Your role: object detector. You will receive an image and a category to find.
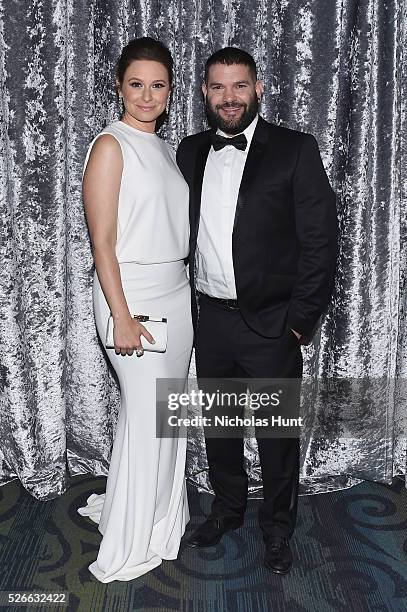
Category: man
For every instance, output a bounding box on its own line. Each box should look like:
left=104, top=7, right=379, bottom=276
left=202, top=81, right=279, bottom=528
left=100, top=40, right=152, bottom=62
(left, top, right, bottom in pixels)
left=176, top=47, right=338, bottom=574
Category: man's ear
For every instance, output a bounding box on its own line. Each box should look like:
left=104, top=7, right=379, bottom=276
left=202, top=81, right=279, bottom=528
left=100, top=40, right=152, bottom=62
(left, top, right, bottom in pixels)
left=202, top=83, right=207, bottom=101
left=255, top=80, right=264, bottom=101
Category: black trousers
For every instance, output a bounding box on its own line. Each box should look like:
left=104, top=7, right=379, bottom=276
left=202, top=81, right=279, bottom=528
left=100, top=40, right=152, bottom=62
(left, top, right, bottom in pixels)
left=195, top=294, right=303, bottom=540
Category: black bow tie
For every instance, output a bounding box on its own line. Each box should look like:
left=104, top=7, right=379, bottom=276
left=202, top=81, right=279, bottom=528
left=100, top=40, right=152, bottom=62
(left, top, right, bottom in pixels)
left=211, top=132, right=248, bottom=151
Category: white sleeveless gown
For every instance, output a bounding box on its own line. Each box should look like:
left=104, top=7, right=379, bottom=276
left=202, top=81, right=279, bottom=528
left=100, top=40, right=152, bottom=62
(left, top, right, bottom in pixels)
left=77, top=121, right=193, bottom=582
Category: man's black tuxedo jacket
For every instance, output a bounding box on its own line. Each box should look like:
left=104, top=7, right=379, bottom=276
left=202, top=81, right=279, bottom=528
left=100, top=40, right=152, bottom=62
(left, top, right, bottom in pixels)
left=176, top=115, right=338, bottom=343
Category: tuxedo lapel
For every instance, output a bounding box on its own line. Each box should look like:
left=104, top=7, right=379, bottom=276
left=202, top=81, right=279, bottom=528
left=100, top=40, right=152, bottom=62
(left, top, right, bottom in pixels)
left=192, top=135, right=212, bottom=241
left=233, top=116, right=269, bottom=232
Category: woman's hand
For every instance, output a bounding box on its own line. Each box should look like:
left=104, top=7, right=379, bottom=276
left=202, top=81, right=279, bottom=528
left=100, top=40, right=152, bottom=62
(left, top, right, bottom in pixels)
left=113, top=316, right=156, bottom=356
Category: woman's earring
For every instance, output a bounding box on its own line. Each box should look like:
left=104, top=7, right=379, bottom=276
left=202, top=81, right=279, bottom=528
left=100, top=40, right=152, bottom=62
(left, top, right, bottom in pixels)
left=166, top=99, right=170, bottom=114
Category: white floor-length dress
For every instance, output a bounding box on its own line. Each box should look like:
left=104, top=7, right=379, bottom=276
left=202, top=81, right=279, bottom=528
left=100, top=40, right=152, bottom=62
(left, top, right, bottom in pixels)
left=77, top=120, right=193, bottom=582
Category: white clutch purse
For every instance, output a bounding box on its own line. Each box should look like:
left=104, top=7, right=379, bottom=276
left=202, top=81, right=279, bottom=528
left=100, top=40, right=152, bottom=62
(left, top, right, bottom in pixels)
left=105, top=314, right=168, bottom=352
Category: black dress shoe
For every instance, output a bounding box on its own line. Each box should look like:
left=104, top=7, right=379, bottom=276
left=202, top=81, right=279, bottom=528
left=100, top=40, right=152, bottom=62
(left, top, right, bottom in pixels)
left=185, top=516, right=244, bottom=548
left=264, top=537, right=293, bottom=574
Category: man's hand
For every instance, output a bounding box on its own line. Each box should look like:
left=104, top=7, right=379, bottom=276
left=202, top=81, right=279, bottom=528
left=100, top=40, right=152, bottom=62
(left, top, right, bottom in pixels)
left=291, top=329, right=302, bottom=341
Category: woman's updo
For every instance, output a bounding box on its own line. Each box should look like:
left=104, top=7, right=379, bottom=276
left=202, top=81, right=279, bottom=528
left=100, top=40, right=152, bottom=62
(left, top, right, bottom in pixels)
left=115, top=37, right=173, bottom=93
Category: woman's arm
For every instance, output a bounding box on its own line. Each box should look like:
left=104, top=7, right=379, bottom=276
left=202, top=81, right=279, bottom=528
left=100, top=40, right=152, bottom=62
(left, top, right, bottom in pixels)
left=83, top=134, right=154, bottom=356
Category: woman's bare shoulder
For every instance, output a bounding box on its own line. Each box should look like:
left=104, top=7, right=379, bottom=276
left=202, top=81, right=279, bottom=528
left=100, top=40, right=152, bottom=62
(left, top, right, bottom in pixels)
left=86, top=132, right=123, bottom=173
left=90, top=132, right=122, bottom=154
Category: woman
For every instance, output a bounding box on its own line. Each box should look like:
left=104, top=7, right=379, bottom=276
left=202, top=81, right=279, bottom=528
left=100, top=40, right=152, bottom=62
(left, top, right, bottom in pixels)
left=77, top=37, right=193, bottom=582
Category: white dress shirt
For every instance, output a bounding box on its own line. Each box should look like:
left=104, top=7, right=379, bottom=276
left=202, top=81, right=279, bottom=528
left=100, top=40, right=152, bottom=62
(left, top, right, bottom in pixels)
left=195, top=114, right=259, bottom=299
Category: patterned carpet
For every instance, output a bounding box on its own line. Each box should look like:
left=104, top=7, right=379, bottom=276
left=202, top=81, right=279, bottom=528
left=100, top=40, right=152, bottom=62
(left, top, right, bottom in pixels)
left=0, top=474, right=406, bottom=612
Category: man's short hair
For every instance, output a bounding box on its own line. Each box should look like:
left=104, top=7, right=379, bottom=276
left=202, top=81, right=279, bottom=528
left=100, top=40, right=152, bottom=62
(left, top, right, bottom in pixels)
left=204, top=47, right=258, bottom=83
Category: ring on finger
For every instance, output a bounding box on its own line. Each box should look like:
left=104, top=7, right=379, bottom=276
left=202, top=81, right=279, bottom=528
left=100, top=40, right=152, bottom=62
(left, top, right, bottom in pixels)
left=136, top=347, right=144, bottom=357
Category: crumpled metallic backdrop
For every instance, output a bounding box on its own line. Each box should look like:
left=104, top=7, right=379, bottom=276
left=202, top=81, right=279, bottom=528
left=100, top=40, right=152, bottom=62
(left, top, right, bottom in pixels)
left=0, top=0, right=406, bottom=500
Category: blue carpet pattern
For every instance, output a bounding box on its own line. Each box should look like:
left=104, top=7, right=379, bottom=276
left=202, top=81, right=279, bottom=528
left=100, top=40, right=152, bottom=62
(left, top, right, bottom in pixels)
left=0, top=475, right=406, bottom=612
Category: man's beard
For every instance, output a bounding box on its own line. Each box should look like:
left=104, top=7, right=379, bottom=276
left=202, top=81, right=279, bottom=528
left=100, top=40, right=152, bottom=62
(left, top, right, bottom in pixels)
left=205, top=93, right=259, bottom=135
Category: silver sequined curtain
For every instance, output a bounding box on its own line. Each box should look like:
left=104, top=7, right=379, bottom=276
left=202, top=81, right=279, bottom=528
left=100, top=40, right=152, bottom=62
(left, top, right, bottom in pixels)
left=0, top=0, right=406, bottom=500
